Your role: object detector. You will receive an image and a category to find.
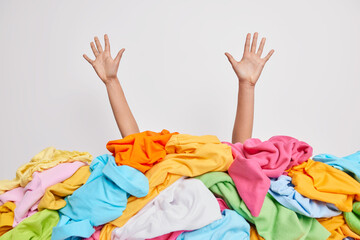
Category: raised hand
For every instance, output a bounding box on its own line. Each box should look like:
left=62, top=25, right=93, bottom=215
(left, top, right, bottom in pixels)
left=83, top=34, right=125, bottom=85
left=225, top=32, right=274, bottom=86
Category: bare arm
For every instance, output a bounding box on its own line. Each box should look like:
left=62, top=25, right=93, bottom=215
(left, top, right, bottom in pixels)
left=225, top=32, right=274, bottom=144
left=83, top=34, right=139, bottom=138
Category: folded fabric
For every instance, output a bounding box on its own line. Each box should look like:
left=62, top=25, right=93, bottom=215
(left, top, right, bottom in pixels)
left=0, top=147, right=92, bottom=194
left=222, top=135, right=312, bottom=217
left=288, top=159, right=360, bottom=212
left=250, top=224, right=264, bottom=240
left=12, top=161, right=86, bottom=225
left=38, top=165, right=91, bottom=211
left=0, top=202, right=15, bottom=236
left=100, top=134, right=233, bottom=240
left=344, top=202, right=360, bottom=235
left=0, top=209, right=59, bottom=240
left=317, top=214, right=360, bottom=240
left=106, top=129, right=179, bottom=173
left=313, top=151, right=360, bottom=182
left=84, top=225, right=103, bottom=240
left=195, top=171, right=330, bottom=240
left=112, top=177, right=222, bottom=240
left=51, top=154, right=149, bottom=240
left=176, top=209, right=250, bottom=240
left=269, top=175, right=341, bottom=218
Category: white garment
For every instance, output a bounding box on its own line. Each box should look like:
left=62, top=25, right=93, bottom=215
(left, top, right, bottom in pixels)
left=111, top=177, right=222, bottom=240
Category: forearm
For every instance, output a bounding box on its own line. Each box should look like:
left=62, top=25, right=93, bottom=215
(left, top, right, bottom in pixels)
left=232, top=82, right=255, bottom=144
left=105, top=78, right=140, bottom=138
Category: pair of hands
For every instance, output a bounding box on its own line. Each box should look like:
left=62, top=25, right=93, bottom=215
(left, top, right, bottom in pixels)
left=83, top=33, right=274, bottom=86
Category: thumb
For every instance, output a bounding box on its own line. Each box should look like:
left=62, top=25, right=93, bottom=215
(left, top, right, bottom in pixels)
left=224, top=52, right=237, bottom=66
left=115, top=48, right=125, bottom=66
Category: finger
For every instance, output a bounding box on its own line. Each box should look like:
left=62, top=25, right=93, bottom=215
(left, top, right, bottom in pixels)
left=263, top=49, right=275, bottom=62
left=94, top=36, right=103, bottom=53
left=250, top=32, right=258, bottom=53
left=243, top=33, right=251, bottom=54
left=90, top=42, right=99, bottom=57
left=224, top=52, right=237, bottom=66
left=104, top=34, right=110, bottom=53
left=257, top=37, right=266, bottom=56
left=115, top=48, right=125, bottom=65
left=83, top=54, right=94, bottom=64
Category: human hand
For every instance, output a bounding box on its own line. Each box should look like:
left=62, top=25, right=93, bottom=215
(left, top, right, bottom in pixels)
left=225, top=32, right=274, bottom=86
left=83, top=34, right=125, bottom=85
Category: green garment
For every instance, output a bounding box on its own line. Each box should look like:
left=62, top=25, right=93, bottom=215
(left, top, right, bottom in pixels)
left=0, top=209, right=59, bottom=240
left=195, top=172, right=331, bottom=240
left=344, top=201, right=360, bottom=235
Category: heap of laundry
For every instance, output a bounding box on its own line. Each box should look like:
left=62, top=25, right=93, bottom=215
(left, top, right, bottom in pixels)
left=0, top=129, right=359, bottom=240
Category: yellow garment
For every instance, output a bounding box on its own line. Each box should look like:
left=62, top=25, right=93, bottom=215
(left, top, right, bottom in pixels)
left=100, top=134, right=233, bottom=239
left=0, top=147, right=93, bottom=194
left=250, top=224, right=265, bottom=240
left=317, top=215, right=360, bottom=240
left=0, top=202, right=15, bottom=236
left=288, top=159, right=360, bottom=212
left=38, top=166, right=91, bottom=210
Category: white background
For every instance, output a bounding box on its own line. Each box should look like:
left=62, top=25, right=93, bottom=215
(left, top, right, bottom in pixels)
left=0, top=0, right=359, bottom=179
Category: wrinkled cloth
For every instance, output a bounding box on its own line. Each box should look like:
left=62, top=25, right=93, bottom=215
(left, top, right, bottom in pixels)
left=317, top=215, right=360, bottom=240
left=0, top=202, right=15, bottom=236
left=85, top=225, right=103, bottom=240
left=0, top=209, right=59, bottom=240
left=269, top=175, right=341, bottom=218
left=38, top=165, right=91, bottom=210
left=313, top=151, right=360, bottom=182
left=0, top=147, right=92, bottom=194
left=176, top=209, right=250, bottom=240
left=222, top=135, right=312, bottom=216
left=100, top=134, right=233, bottom=240
left=106, top=129, right=179, bottom=173
left=288, top=159, right=360, bottom=212
left=344, top=202, right=360, bottom=235
left=195, top=171, right=330, bottom=240
left=52, top=154, right=149, bottom=240
left=250, top=224, right=264, bottom=240
left=112, top=177, right=222, bottom=240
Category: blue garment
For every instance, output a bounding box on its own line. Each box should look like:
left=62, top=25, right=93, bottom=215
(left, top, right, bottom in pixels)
left=176, top=209, right=250, bottom=240
left=268, top=175, right=341, bottom=218
left=313, top=151, right=360, bottom=182
left=51, top=154, right=149, bottom=240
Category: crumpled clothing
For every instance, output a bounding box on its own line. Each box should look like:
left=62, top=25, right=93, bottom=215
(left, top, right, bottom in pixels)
left=288, top=159, right=360, bottom=212
left=269, top=175, right=341, bottom=218
left=106, top=129, right=179, bottom=173
left=38, top=165, right=91, bottom=211
left=313, top=151, right=360, bottom=182
left=0, top=209, right=59, bottom=240
left=344, top=202, right=360, bottom=235
left=51, top=154, right=149, bottom=240
left=317, top=215, right=360, bottom=240
left=0, top=202, right=15, bottom=236
left=0, top=147, right=92, bottom=194
left=195, top=171, right=330, bottom=240
left=111, top=177, right=222, bottom=240
left=222, top=135, right=312, bottom=217
left=100, top=134, right=233, bottom=240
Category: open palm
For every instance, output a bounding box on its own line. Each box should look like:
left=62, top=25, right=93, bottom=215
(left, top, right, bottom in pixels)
left=225, top=32, right=274, bottom=86
left=83, top=34, right=125, bottom=84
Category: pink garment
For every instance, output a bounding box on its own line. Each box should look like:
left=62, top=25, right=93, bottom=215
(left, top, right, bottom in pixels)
left=222, top=135, right=312, bottom=217
left=147, top=198, right=228, bottom=240
left=85, top=225, right=103, bottom=240
left=0, top=161, right=86, bottom=226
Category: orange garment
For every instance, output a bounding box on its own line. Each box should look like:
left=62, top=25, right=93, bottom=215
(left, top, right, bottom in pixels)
left=100, top=134, right=234, bottom=240
left=288, top=159, right=360, bottom=212
left=106, top=129, right=179, bottom=173
left=317, top=215, right=360, bottom=240
left=250, top=224, right=265, bottom=240
left=0, top=202, right=15, bottom=236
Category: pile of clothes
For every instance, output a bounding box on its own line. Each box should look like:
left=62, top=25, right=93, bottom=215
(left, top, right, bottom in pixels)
left=0, top=129, right=359, bottom=240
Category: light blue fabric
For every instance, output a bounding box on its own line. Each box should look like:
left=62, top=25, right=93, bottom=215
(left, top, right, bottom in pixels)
left=51, top=154, right=149, bottom=240
left=176, top=209, right=250, bottom=240
left=268, top=175, right=341, bottom=218
left=313, top=151, right=360, bottom=182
